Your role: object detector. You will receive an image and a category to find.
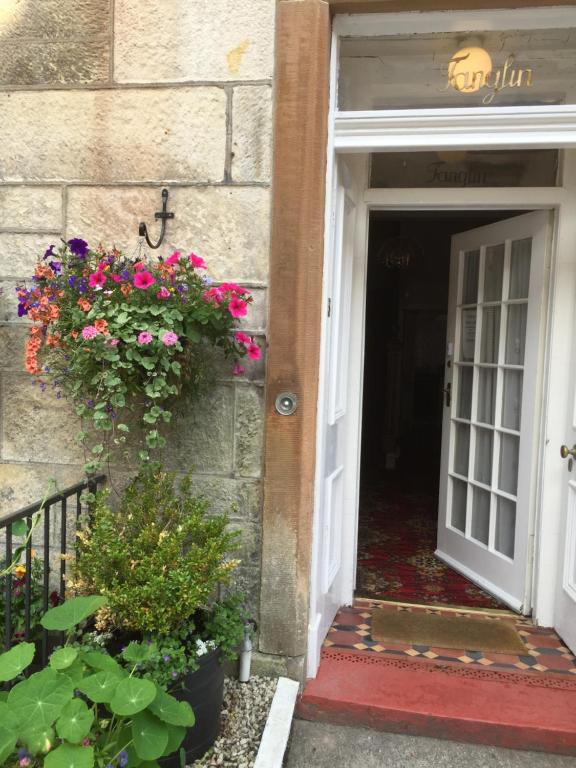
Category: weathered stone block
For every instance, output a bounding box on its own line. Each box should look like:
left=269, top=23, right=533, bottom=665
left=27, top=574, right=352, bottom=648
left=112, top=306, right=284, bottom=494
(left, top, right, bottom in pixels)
left=0, top=325, right=27, bottom=371
left=1, top=0, right=110, bottom=40
left=165, top=385, right=235, bottom=474
left=234, top=385, right=264, bottom=478
left=188, top=475, right=262, bottom=523
left=223, top=565, right=260, bottom=625
left=114, top=0, right=274, bottom=83
left=0, top=88, right=226, bottom=183
left=237, top=288, right=267, bottom=333
left=0, top=280, right=20, bottom=322
left=66, top=186, right=271, bottom=283
left=230, top=521, right=261, bottom=570
left=0, top=233, right=55, bottom=278
left=0, top=463, right=84, bottom=519
left=1, top=373, right=84, bottom=464
left=232, top=87, right=273, bottom=183
left=0, top=40, right=109, bottom=87
left=0, top=187, right=62, bottom=230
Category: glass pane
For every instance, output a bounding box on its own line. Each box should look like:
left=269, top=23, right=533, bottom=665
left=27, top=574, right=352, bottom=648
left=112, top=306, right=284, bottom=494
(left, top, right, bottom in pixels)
left=477, top=368, right=497, bottom=425
left=506, top=304, right=527, bottom=365
left=454, top=423, right=470, bottom=477
left=460, top=308, right=477, bottom=362
left=451, top=478, right=468, bottom=533
left=495, top=497, right=516, bottom=558
left=457, top=366, right=473, bottom=420
left=474, top=427, right=493, bottom=485
left=509, top=238, right=532, bottom=299
left=462, top=250, right=480, bottom=304
left=481, top=306, right=500, bottom=363
left=369, top=150, right=559, bottom=188
left=339, top=29, right=576, bottom=111
left=471, top=487, right=490, bottom=545
left=502, top=370, right=523, bottom=431
left=499, top=433, right=519, bottom=495
left=484, top=244, right=505, bottom=302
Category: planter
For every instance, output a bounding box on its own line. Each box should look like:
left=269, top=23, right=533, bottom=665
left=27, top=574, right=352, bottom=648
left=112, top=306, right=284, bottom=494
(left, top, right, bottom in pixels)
left=160, top=648, right=225, bottom=767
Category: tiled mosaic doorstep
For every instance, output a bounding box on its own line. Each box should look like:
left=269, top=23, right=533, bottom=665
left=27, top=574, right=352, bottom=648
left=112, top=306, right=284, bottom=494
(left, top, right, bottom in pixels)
left=322, top=600, right=576, bottom=676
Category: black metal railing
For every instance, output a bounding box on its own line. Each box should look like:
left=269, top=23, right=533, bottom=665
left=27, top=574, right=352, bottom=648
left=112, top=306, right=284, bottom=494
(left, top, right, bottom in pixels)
left=1, top=475, right=105, bottom=666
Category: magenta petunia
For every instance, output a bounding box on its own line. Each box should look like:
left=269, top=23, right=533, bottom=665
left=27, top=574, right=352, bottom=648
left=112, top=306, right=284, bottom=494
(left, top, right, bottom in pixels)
left=161, top=331, right=179, bottom=346
left=203, top=287, right=223, bottom=304
left=165, top=251, right=181, bottom=266
left=109, top=274, right=122, bottom=283
left=228, top=297, right=248, bottom=318
left=247, top=343, right=261, bottom=361
left=156, top=286, right=171, bottom=299
left=107, top=338, right=119, bottom=347
left=233, top=363, right=245, bottom=376
left=137, top=331, right=153, bottom=345
left=88, top=271, right=106, bottom=288
left=220, top=282, right=248, bottom=296
left=133, top=262, right=146, bottom=272
left=188, top=252, right=206, bottom=269
left=82, top=326, right=98, bottom=340
left=133, top=271, right=155, bottom=290
left=235, top=331, right=251, bottom=345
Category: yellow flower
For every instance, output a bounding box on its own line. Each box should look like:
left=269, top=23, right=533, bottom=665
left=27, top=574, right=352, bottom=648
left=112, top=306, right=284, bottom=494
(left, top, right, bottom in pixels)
left=14, top=564, right=26, bottom=579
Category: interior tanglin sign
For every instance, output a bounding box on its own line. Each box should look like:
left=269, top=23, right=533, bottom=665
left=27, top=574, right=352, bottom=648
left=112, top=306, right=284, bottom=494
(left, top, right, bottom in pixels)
left=442, top=46, right=534, bottom=104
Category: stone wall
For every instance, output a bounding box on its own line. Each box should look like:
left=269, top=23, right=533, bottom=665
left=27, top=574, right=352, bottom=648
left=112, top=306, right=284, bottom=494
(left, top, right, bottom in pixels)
left=0, top=0, right=274, bottom=628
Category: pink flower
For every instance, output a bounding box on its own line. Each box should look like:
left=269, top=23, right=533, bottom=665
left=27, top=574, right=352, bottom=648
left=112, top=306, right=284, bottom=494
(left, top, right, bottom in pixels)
left=109, top=274, right=122, bottom=283
left=134, top=271, right=155, bottom=290
left=82, top=326, right=98, bottom=340
left=220, top=282, right=249, bottom=296
left=88, top=271, right=106, bottom=288
left=235, top=331, right=251, bottom=345
left=156, top=286, right=171, bottom=299
left=233, top=363, right=245, bottom=376
left=203, top=287, right=223, bottom=303
left=189, top=252, right=206, bottom=269
left=247, top=343, right=261, bottom=361
left=137, top=331, right=153, bottom=345
left=107, top=338, right=119, bottom=347
left=161, top=331, right=179, bottom=346
left=20, top=758, right=31, bottom=767
left=133, top=261, right=146, bottom=272
left=229, top=297, right=248, bottom=318
left=165, top=251, right=181, bottom=266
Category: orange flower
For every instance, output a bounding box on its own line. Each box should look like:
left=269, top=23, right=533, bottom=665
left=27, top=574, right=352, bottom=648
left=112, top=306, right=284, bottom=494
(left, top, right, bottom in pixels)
left=29, top=326, right=42, bottom=336
left=14, top=565, right=26, bottom=580
left=47, top=333, right=61, bottom=347
left=120, top=284, right=132, bottom=298
left=70, top=330, right=79, bottom=339
left=77, top=299, right=92, bottom=312
left=94, top=319, right=109, bottom=334
left=49, top=305, right=59, bottom=320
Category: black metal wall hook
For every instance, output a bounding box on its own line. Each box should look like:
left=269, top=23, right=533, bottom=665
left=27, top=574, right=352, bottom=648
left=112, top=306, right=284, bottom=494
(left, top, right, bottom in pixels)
left=138, top=188, right=174, bottom=249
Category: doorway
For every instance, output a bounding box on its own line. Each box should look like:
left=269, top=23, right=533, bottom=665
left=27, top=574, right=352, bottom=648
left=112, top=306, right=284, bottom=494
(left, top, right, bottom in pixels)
left=357, top=211, right=519, bottom=610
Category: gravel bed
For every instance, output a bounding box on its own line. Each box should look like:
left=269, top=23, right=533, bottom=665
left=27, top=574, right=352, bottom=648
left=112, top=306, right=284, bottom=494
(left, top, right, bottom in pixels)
left=191, top=676, right=278, bottom=768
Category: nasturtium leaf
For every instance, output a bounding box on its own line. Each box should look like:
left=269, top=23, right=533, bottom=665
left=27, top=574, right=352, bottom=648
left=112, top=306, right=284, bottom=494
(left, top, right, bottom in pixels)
left=110, top=678, right=157, bottom=716
left=121, top=642, right=156, bottom=664
left=0, top=703, right=18, bottom=731
left=161, top=725, right=186, bottom=758
left=0, top=642, right=35, bottom=682
left=0, top=725, right=16, bottom=767
left=8, top=668, right=73, bottom=728
left=132, top=711, right=169, bottom=761
left=11, top=520, right=28, bottom=537
left=44, top=743, right=94, bottom=768
left=148, top=689, right=194, bottom=728
left=0, top=692, right=7, bottom=702
left=139, top=762, right=161, bottom=768
left=61, top=660, right=86, bottom=687
left=126, top=743, right=143, bottom=768
left=50, top=648, right=79, bottom=671
left=20, top=726, right=55, bottom=755
left=56, top=699, right=94, bottom=744
left=77, top=671, right=121, bottom=704
left=81, top=651, right=122, bottom=674
left=41, top=596, right=107, bottom=631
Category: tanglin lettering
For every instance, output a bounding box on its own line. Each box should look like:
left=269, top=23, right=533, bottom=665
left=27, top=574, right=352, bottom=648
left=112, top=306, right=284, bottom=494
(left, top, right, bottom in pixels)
left=442, top=47, right=534, bottom=104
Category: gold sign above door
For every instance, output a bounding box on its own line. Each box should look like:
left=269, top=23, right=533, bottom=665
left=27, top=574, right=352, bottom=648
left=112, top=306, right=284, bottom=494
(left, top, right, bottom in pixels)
left=442, top=47, right=534, bottom=105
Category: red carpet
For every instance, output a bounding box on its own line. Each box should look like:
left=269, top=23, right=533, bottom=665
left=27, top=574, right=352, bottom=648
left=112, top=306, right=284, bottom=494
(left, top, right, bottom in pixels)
left=356, top=484, right=503, bottom=609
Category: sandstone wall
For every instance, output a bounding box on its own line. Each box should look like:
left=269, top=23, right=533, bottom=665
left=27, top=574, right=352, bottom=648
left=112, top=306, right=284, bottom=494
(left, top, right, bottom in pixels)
left=0, top=0, right=275, bottom=626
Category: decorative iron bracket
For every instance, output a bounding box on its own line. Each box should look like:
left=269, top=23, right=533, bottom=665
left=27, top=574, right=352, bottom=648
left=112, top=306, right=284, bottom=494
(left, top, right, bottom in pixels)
left=138, top=188, right=174, bottom=249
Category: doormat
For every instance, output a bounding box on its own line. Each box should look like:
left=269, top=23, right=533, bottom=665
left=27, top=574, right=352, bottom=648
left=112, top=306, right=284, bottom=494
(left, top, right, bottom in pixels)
left=372, top=608, right=527, bottom=653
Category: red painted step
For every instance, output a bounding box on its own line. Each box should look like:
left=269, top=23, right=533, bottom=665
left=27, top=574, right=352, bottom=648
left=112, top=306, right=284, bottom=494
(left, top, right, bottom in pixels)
left=298, top=650, right=576, bottom=755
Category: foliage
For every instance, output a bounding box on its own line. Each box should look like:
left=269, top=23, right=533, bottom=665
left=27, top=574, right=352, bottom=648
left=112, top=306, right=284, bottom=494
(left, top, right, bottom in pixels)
left=72, top=467, right=241, bottom=635
left=0, top=596, right=194, bottom=768
left=16, top=239, right=261, bottom=469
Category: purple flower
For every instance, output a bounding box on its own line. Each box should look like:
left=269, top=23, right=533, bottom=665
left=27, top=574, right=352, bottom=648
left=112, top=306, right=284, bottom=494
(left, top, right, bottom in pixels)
left=68, top=275, right=77, bottom=288
left=68, top=238, right=89, bottom=258
left=43, top=245, right=55, bottom=261
left=49, top=260, right=61, bottom=274
left=171, top=671, right=178, bottom=679
left=17, top=304, right=28, bottom=317
left=86, top=399, right=94, bottom=409
left=163, top=655, right=171, bottom=663
left=119, top=752, right=129, bottom=768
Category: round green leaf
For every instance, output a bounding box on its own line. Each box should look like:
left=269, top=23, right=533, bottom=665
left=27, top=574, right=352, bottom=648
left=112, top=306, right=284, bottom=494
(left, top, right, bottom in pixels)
left=50, top=648, right=79, bottom=671
left=161, top=725, right=186, bottom=758
left=41, top=596, right=107, bottom=632
left=56, top=699, right=94, bottom=744
left=8, top=668, right=73, bottom=728
left=61, top=660, right=86, bottom=687
left=122, top=642, right=156, bottom=664
left=0, top=642, right=35, bottom=682
left=132, top=711, right=169, bottom=761
left=111, top=678, right=157, bottom=716
left=81, top=651, right=122, bottom=675
left=20, top=726, right=55, bottom=755
left=0, top=703, right=18, bottom=731
left=44, top=744, right=94, bottom=768
left=0, top=724, right=16, bottom=766
left=77, top=671, right=121, bottom=704
left=148, top=689, right=194, bottom=727
left=11, top=520, right=28, bottom=537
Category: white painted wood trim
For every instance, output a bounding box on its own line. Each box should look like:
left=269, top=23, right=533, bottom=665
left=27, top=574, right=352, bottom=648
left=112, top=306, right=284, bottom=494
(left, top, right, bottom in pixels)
left=365, top=187, right=567, bottom=210
left=253, top=678, right=299, bottom=768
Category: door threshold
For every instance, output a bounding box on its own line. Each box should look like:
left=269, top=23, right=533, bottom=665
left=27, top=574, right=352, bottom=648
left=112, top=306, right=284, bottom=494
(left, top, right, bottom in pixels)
left=354, top=595, right=520, bottom=618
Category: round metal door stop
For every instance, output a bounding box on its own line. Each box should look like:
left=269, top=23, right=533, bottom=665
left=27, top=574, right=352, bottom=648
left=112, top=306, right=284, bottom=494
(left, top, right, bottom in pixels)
left=275, top=392, right=298, bottom=416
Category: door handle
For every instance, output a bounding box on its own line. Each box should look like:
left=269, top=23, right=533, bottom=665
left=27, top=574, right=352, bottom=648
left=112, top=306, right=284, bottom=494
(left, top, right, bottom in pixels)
left=560, top=444, right=576, bottom=459
left=443, top=382, right=452, bottom=408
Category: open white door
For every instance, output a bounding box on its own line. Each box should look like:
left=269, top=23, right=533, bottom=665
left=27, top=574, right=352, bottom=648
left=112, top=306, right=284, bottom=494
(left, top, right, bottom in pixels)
left=437, top=211, right=551, bottom=612
left=308, top=157, right=368, bottom=677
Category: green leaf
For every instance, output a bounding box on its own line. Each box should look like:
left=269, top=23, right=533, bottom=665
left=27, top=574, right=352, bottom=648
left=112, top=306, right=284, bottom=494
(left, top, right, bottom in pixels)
left=50, top=647, right=79, bottom=671
left=132, top=711, right=169, bottom=761
left=161, top=725, right=186, bottom=758
left=45, top=743, right=94, bottom=768
left=121, top=642, right=156, bottom=664
left=148, top=689, right=194, bottom=728
left=61, top=660, right=86, bottom=687
left=0, top=725, right=16, bottom=767
left=140, top=358, right=156, bottom=371
left=0, top=703, right=18, bottom=731
left=8, top=668, right=73, bottom=728
left=11, top=520, right=28, bottom=537
left=110, top=678, right=157, bottom=716
left=117, top=423, right=130, bottom=433
left=81, top=651, right=122, bottom=674
left=56, top=699, right=94, bottom=744
left=41, top=596, right=107, bottom=631
left=21, top=726, right=55, bottom=755
left=77, top=671, right=121, bottom=704
left=0, top=642, right=35, bottom=682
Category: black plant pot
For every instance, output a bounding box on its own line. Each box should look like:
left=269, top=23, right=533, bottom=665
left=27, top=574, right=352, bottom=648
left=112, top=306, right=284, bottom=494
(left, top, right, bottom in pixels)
left=160, top=648, right=225, bottom=767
